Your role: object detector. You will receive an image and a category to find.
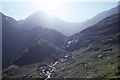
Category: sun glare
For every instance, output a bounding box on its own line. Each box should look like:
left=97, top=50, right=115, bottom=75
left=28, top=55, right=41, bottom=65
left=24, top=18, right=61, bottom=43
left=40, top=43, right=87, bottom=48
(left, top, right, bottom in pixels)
left=36, top=0, right=65, bottom=15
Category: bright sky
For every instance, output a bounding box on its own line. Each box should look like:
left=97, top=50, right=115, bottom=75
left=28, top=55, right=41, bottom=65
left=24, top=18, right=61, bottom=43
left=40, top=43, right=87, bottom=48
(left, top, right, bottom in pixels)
left=0, top=0, right=119, bottom=22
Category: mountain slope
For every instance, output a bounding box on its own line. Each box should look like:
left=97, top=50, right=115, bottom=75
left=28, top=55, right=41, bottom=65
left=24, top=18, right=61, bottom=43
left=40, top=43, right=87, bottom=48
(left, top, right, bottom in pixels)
left=13, top=39, right=67, bottom=66
left=2, top=13, right=66, bottom=69
left=2, top=5, right=120, bottom=78
left=77, top=5, right=119, bottom=32
left=2, top=13, right=25, bottom=69
left=52, top=13, right=120, bottom=78
left=65, top=13, right=119, bottom=52
left=2, top=13, right=120, bottom=78
left=12, top=27, right=67, bottom=66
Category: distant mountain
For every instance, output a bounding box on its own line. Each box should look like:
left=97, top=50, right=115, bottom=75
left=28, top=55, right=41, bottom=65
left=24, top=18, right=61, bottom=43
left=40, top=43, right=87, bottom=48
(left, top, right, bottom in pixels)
left=65, top=13, right=119, bottom=52
left=2, top=5, right=119, bottom=38
left=17, top=11, right=82, bottom=36
left=76, top=5, right=119, bottom=32
left=16, top=5, right=119, bottom=36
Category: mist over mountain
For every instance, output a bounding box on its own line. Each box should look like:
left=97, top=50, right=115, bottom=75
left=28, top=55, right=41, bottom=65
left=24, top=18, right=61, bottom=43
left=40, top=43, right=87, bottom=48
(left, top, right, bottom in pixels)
left=17, top=11, right=82, bottom=36
left=76, top=5, right=119, bottom=32
left=15, top=5, right=119, bottom=36
left=2, top=13, right=66, bottom=69
left=2, top=4, right=120, bottom=79
left=2, top=12, right=120, bottom=79
left=2, top=5, right=119, bottom=69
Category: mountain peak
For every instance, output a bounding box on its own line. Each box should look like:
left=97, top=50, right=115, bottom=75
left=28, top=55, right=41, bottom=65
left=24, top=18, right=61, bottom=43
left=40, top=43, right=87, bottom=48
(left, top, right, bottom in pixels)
left=26, top=10, right=54, bottom=20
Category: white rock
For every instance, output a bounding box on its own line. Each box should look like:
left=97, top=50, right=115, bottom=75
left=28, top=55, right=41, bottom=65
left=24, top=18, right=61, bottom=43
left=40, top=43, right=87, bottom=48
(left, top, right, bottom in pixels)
left=109, top=65, right=111, bottom=67
left=98, top=55, right=102, bottom=58
left=107, top=57, right=110, bottom=59
left=89, top=63, right=91, bottom=64
left=68, top=40, right=74, bottom=45
left=46, top=71, right=49, bottom=74
left=67, top=46, right=69, bottom=47
left=75, top=39, right=78, bottom=42
left=65, top=54, right=69, bottom=58
left=112, top=67, right=114, bottom=68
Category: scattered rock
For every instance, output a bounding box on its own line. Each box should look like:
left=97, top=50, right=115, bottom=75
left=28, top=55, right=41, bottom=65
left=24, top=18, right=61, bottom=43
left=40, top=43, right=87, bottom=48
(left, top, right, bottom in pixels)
left=98, top=55, right=102, bottom=58
left=22, top=75, right=27, bottom=78
left=109, top=65, right=111, bottom=67
left=112, top=67, right=114, bottom=69
left=107, top=57, right=110, bottom=59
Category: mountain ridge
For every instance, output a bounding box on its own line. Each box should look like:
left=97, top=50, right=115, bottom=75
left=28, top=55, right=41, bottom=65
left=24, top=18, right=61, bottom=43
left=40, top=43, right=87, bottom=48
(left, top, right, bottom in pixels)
left=3, top=5, right=118, bottom=36
left=2, top=13, right=120, bottom=78
left=2, top=13, right=67, bottom=69
left=2, top=5, right=120, bottom=78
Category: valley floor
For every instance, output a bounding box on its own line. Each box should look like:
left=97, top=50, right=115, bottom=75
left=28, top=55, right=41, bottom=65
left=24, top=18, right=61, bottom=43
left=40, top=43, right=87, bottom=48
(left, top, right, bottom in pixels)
left=2, top=44, right=120, bottom=79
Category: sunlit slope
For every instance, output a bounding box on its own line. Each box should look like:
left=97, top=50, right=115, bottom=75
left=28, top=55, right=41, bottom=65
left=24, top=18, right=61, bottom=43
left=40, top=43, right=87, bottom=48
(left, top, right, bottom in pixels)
left=53, top=13, right=120, bottom=78
left=2, top=13, right=120, bottom=78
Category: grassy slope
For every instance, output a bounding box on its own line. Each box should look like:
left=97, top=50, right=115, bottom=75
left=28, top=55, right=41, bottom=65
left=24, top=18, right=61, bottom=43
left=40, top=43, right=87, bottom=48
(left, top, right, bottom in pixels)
left=52, top=14, right=120, bottom=78
left=2, top=14, right=120, bottom=79
left=53, top=41, right=119, bottom=78
left=2, top=39, right=66, bottom=78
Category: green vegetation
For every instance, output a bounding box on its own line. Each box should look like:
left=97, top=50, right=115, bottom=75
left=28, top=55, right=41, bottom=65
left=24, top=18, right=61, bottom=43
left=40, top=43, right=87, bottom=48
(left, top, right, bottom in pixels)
left=2, top=13, right=120, bottom=79
left=52, top=44, right=119, bottom=78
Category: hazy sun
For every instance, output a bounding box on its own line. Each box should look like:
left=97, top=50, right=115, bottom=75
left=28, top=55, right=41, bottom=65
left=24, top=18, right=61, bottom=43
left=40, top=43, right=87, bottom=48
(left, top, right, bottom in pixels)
left=36, top=0, right=65, bottom=15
